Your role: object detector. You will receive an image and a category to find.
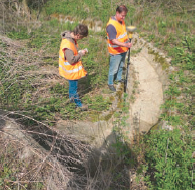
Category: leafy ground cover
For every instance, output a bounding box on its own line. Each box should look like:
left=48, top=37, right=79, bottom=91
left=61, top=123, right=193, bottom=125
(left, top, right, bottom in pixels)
left=1, top=18, right=112, bottom=124
left=0, top=0, right=194, bottom=189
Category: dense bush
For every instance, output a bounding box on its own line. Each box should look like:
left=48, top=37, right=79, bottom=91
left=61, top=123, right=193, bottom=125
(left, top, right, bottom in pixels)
left=144, top=129, right=194, bottom=189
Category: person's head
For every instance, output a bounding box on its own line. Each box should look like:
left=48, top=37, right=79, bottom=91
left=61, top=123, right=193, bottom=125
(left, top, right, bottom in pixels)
left=72, top=24, right=88, bottom=40
left=115, top=5, right=128, bottom=22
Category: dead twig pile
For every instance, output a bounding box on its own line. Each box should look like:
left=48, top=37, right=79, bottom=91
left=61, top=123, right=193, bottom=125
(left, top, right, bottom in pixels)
left=0, top=111, right=91, bottom=189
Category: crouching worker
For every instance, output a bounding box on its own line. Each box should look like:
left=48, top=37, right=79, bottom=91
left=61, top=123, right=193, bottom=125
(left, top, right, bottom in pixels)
left=59, top=24, right=88, bottom=111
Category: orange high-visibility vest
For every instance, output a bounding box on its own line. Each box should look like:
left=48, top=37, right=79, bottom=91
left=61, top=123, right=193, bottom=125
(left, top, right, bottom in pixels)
left=106, top=18, right=128, bottom=55
left=59, top=39, right=87, bottom=80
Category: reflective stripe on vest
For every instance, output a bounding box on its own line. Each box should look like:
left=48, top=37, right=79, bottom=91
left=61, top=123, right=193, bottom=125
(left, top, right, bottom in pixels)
left=59, top=64, right=83, bottom=73
left=59, top=56, right=71, bottom=66
left=107, top=32, right=127, bottom=40
left=106, top=18, right=128, bottom=55
left=108, top=41, right=128, bottom=48
left=59, top=38, right=87, bottom=80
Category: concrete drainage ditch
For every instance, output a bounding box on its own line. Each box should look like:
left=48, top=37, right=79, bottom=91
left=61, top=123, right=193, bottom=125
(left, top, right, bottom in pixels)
left=53, top=33, right=171, bottom=187
left=56, top=33, right=171, bottom=150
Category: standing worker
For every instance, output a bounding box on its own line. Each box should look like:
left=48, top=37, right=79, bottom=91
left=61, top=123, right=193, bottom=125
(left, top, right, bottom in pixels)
left=106, top=5, right=132, bottom=92
left=59, top=24, right=88, bottom=111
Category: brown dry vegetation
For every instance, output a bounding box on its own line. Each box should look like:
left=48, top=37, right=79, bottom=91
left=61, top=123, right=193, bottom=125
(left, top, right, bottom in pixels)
left=0, top=112, right=92, bottom=189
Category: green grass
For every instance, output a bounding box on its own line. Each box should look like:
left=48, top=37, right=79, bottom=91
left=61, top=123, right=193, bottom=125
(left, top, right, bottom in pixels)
left=0, top=17, right=111, bottom=124
left=44, top=0, right=113, bottom=23
left=144, top=129, right=194, bottom=190
left=7, top=27, right=31, bottom=40
left=1, top=0, right=195, bottom=189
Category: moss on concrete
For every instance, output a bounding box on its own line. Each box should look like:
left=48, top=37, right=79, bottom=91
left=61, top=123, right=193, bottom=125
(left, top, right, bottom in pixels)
left=88, top=111, right=101, bottom=122
left=131, top=48, right=142, bottom=56
left=148, top=48, right=169, bottom=70
left=109, top=96, right=115, bottom=102
left=133, top=38, right=137, bottom=45
left=89, top=84, right=125, bottom=122
left=116, top=85, right=124, bottom=108
left=102, top=110, right=115, bottom=121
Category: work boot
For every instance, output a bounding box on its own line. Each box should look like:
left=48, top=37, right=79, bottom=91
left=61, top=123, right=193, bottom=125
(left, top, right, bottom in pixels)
left=76, top=104, right=88, bottom=111
left=108, top=84, right=116, bottom=92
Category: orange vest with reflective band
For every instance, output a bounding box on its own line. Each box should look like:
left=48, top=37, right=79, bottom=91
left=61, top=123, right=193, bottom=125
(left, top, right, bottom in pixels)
left=106, top=18, right=128, bottom=55
left=59, top=39, right=87, bottom=80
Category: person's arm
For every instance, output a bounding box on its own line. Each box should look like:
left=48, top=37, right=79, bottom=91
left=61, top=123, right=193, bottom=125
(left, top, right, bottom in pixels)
left=111, top=39, right=132, bottom=48
left=64, top=48, right=83, bottom=64
left=107, top=24, right=132, bottom=48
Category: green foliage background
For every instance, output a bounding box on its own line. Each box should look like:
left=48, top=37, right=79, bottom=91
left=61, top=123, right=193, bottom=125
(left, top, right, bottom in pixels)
left=0, top=0, right=194, bottom=189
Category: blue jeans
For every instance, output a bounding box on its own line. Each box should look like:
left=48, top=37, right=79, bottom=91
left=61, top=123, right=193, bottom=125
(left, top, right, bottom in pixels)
left=68, top=80, right=82, bottom=107
left=108, top=52, right=127, bottom=85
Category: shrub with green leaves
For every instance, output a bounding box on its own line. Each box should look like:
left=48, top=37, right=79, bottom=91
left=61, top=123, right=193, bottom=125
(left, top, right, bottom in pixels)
left=45, top=0, right=113, bottom=23
left=144, top=129, right=194, bottom=190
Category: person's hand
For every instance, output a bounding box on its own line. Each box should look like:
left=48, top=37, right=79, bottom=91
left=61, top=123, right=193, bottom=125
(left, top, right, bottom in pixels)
left=78, top=49, right=88, bottom=55
left=125, top=42, right=132, bottom=48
